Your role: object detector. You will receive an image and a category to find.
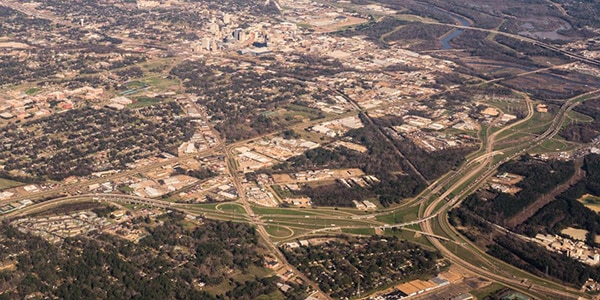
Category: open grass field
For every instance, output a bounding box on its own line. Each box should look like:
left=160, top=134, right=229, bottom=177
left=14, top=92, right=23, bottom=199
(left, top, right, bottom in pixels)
left=470, top=282, right=505, bottom=299
left=128, top=97, right=162, bottom=108
left=0, top=178, right=24, bottom=190
left=578, top=194, right=600, bottom=213
left=140, top=57, right=179, bottom=72
left=255, top=291, right=286, bottom=300
left=566, top=110, right=594, bottom=124
left=394, top=14, right=438, bottom=22
left=342, top=227, right=375, bottom=236
left=215, top=203, right=247, bottom=215
left=376, top=205, right=419, bottom=224
left=282, top=104, right=324, bottom=120
left=265, top=224, right=294, bottom=238
left=188, top=202, right=220, bottom=210
left=270, top=185, right=293, bottom=199
left=382, top=228, right=434, bottom=248
left=484, top=96, right=528, bottom=117
left=496, top=111, right=554, bottom=141
left=528, top=137, right=580, bottom=154
left=144, top=76, right=180, bottom=90
left=25, top=87, right=41, bottom=95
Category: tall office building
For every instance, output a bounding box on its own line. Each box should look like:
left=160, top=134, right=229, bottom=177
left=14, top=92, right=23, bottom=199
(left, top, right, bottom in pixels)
left=203, top=37, right=211, bottom=51
left=209, top=23, right=220, bottom=35
left=233, top=28, right=243, bottom=41
left=223, top=13, right=231, bottom=24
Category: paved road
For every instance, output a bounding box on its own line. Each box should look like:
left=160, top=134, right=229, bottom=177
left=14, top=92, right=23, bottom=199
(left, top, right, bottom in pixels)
left=417, top=91, right=600, bottom=299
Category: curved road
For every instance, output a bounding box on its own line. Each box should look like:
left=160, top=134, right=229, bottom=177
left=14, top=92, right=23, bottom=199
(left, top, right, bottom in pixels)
left=418, top=90, right=600, bottom=299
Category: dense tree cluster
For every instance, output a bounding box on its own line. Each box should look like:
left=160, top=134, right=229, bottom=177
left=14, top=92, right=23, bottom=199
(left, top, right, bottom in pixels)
left=452, top=154, right=600, bottom=286
left=273, top=123, right=427, bottom=207
left=387, top=133, right=475, bottom=181
left=515, top=155, right=600, bottom=244
left=225, top=276, right=306, bottom=300
left=277, top=114, right=474, bottom=207
left=336, top=17, right=406, bottom=46
left=281, top=236, right=442, bottom=298
left=462, top=156, right=575, bottom=222
left=495, top=35, right=566, bottom=58
left=171, top=59, right=346, bottom=141
left=0, top=6, right=52, bottom=36
left=385, top=23, right=451, bottom=50
left=0, top=213, right=303, bottom=299
left=452, top=31, right=547, bottom=70
left=173, top=166, right=217, bottom=181
left=28, top=0, right=221, bottom=35
left=113, top=66, right=144, bottom=81
left=488, top=234, right=599, bottom=287
left=0, top=104, right=193, bottom=181
left=187, top=0, right=280, bottom=15
left=171, top=61, right=295, bottom=141
left=561, top=99, right=600, bottom=143
left=545, top=0, right=600, bottom=29
left=0, top=4, right=147, bottom=85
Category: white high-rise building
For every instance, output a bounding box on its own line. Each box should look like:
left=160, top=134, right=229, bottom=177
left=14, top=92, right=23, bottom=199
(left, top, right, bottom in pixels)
left=223, top=13, right=231, bottom=24
left=209, top=23, right=220, bottom=35
left=203, top=37, right=211, bottom=51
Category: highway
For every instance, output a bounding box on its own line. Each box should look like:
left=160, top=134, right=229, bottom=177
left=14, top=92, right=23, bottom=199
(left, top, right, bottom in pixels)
left=222, top=130, right=333, bottom=299
left=417, top=90, right=600, bottom=299
left=3, top=87, right=598, bottom=299
left=2, top=1, right=599, bottom=296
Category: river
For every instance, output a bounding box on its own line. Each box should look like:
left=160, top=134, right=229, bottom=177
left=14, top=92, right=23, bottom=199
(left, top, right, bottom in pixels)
left=433, top=8, right=471, bottom=50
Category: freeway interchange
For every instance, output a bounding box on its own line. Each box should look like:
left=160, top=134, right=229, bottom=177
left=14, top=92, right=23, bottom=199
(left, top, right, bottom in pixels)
left=2, top=89, right=599, bottom=299
left=2, top=0, right=600, bottom=298
left=0, top=26, right=597, bottom=296
left=416, top=90, right=600, bottom=299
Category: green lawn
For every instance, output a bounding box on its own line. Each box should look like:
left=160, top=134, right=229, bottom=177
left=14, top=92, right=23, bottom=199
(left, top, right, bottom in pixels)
left=470, top=282, right=505, bottom=299
left=394, top=14, right=437, bottom=22
left=0, top=178, right=24, bottom=190
left=496, top=111, right=554, bottom=141
left=128, top=97, right=161, bottom=108
left=342, top=227, right=375, bottom=236
left=283, top=104, right=323, bottom=120
left=484, top=97, right=528, bottom=117
left=125, top=81, right=147, bottom=89
left=203, top=280, right=234, bottom=295
left=144, top=76, right=180, bottom=90
left=216, top=203, right=247, bottom=215
left=188, top=203, right=220, bottom=210
left=255, top=291, right=285, bottom=300
left=25, top=87, right=41, bottom=95
left=528, top=138, right=579, bottom=154
left=567, top=110, right=594, bottom=124
left=376, top=205, right=419, bottom=224
left=270, top=185, right=293, bottom=199
left=265, top=224, right=294, bottom=238
left=382, top=228, right=434, bottom=248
